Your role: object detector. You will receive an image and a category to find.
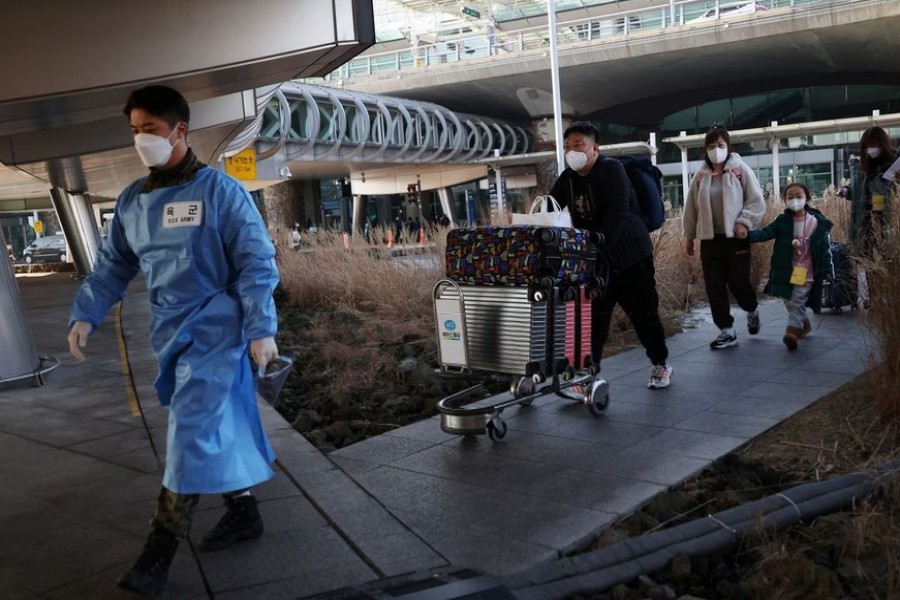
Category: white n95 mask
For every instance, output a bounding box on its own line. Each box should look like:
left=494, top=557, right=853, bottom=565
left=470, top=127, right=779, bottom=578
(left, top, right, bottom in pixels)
left=786, top=199, right=805, bottom=212
left=565, top=150, right=588, bottom=171
left=134, top=127, right=180, bottom=168
left=707, top=147, right=728, bottom=165
left=866, top=147, right=882, bottom=159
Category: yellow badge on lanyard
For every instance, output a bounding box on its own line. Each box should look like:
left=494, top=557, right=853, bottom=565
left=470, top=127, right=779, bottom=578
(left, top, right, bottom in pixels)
left=872, top=194, right=885, bottom=212
left=790, top=266, right=808, bottom=286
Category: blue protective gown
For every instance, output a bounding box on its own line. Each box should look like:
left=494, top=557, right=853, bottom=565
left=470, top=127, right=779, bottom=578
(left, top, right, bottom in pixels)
left=70, top=166, right=279, bottom=494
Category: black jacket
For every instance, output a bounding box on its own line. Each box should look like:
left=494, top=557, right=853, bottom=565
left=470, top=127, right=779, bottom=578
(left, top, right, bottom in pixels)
left=549, top=157, right=653, bottom=274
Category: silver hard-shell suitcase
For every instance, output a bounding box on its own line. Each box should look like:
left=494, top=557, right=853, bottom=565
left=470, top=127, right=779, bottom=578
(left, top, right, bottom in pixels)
left=434, top=281, right=565, bottom=376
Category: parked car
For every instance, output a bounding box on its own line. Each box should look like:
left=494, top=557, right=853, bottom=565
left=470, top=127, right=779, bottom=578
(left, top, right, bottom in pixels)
left=22, top=234, right=67, bottom=264
left=690, top=1, right=768, bottom=22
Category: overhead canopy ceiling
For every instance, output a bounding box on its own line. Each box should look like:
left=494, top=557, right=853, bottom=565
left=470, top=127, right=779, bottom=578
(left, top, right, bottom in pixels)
left=371, top=0, right=645, bottom=42
left=338, top=0, right=900, bottom=128
left=0, top=0, right=375, bottom=203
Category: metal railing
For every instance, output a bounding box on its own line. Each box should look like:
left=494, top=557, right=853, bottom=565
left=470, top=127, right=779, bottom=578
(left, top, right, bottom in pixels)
left=313, top=0, right=837, bottom=82
left=253, top=82, right=533, bottom=164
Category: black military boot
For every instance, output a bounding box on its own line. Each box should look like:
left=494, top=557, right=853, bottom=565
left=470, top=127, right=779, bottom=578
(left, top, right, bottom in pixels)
left=117, top=528, right=179, bottom=597
left=198, top=494, right=264, bottom=552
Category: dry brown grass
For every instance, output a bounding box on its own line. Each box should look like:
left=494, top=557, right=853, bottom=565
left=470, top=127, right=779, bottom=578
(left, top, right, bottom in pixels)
left=855, top=191, right=900, bottom=421
left=651, top=218, right=704, bottom=312
left=810, top=186, right=900, bottom=421
left=275, top=199, right=891, bottom=406
left=279, top=222, right=712, bottom=374
left=276, top=226, right=447, bottom=398
left=278, top=225, right=444, bottom=320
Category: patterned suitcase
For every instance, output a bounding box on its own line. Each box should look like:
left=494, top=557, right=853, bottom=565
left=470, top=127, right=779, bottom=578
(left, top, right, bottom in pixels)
left=445, top=226, right=598, bottom=286
left=564, top=287, right=593, bottom=370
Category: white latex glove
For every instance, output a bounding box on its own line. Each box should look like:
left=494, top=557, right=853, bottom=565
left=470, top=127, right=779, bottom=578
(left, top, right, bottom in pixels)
left=250, top=336, right=279, bottom=375
left=68, top=321, right=92, bottom=362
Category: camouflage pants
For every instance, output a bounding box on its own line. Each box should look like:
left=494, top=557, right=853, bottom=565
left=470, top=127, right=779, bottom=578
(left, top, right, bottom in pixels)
left=151, top=487, right=199, bottom=539
left=150, top=486, right=252, bottom=539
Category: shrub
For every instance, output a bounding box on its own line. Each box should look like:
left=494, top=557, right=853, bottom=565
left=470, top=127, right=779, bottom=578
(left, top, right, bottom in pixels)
left=854, top=190, right=900, bottom=420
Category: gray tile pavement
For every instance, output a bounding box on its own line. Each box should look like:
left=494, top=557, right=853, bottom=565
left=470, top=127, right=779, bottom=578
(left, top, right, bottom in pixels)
left=1, top=274, right=874, bottom=596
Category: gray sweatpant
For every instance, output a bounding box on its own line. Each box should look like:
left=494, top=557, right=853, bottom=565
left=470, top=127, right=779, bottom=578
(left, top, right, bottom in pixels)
left=784, top=284, right=811, bottom=329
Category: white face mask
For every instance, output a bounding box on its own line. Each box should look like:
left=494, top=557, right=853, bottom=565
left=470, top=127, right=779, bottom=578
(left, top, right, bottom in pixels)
left=134, top=126, right=181, bottom=168
left=866, top=147, right=882, bottom=159
left=707, top=147, right=728, bottom=165
left=786, top=199, right=806, bottom=212
left=565, top=150, right=589, bottom=172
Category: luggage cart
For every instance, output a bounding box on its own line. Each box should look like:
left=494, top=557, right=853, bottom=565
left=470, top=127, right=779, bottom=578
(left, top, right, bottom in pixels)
left=433, top=278, right=609, bottom=442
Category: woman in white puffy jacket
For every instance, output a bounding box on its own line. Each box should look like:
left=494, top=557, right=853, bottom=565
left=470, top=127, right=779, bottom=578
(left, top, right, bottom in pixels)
left=683, top=124, right=766, bottom=350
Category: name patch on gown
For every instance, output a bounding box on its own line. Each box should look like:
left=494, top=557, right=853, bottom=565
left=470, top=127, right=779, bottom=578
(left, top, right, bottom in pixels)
left=162, top=202, right=203, bottom=228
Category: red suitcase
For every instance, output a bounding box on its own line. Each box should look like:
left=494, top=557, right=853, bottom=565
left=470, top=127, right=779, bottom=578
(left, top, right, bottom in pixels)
left=564, top=287, right=593, bottom=371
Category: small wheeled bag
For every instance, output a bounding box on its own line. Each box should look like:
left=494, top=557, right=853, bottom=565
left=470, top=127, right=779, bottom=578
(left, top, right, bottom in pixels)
left=821, top=241, right=857, bottom=313
left=445, top=225, right=600, bottom=287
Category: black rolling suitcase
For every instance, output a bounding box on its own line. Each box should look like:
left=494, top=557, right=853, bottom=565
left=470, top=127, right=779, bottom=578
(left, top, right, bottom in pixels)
left=820, top=241, right=857, bottom=313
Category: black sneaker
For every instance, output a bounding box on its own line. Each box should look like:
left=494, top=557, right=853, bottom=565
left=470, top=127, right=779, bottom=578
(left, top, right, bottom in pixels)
left=747, top=311, right=761, bottom=335
left=117, top=529, right=179, bottom=597
left=199, top=495, right=264, bottom=553
left=710, top=330, right=739, bottom=350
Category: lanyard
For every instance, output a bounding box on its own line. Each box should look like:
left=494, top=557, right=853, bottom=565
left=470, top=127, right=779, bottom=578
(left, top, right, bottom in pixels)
left=793, top=214, right=815, bottom=259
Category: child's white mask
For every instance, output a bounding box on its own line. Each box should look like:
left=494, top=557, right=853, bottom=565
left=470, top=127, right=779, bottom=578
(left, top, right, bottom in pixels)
left=786, top=199, right=805, bottom=212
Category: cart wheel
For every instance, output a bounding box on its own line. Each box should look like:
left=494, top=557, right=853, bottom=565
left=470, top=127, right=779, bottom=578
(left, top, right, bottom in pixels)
left=509, top=377, right=535, bottom=406
left=585, top=379, right=610, bottom=417
left=561, top=366, right=575, bottom=382
left=487, top=418, right=507, bottom=442
left=510, top=376, right=535, bottom=403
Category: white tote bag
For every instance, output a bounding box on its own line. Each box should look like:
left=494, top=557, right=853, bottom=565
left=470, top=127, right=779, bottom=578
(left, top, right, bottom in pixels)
left=511, top=195, right=573, bottom=228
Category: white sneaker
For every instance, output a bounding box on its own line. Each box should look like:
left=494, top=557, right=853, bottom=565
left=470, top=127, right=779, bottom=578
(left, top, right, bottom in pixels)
left=710, top=330, right=739, bottom=350
left=648, top=364, right=673, bottom=389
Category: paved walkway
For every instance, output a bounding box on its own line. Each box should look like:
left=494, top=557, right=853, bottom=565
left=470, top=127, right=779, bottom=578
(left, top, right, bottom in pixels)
left=1, top=273, right=870, bottom=598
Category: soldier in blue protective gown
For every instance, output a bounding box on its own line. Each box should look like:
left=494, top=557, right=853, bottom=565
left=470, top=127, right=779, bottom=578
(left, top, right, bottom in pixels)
left=67, top=85, right=280, bottom=598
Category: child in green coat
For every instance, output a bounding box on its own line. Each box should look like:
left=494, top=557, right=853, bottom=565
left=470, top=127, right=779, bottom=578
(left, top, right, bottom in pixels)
left=748, top=183, right=834, bottom=349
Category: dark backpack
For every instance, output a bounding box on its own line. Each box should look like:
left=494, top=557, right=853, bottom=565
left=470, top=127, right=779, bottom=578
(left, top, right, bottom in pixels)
left=617, top=156, right=665, bottom=232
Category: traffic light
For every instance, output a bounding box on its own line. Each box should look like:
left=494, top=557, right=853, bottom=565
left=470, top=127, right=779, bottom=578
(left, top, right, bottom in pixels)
left=406, top=183, right=418, bottom=204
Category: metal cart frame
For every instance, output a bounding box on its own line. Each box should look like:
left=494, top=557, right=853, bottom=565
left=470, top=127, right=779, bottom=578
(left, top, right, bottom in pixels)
left=432, top=278, right=609, bottom=442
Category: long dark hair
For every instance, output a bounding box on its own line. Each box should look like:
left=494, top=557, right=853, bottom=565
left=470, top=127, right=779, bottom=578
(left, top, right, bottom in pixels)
left=858, top=126, right=896, bottom=177
left=703, top=123, right=732, bottom=169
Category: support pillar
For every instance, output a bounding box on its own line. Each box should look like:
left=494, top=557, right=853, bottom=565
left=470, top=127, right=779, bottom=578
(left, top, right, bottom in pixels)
left=47, top=157, right=101, bottom=277
left=376, top=195, right=393, bottom=228
left=770, top=122, right=781, bottom=201
left=351, top=195, right=364, bottom=235
left=0, top=225, right=41, bottom=382
left=49, top=189, right=101, bottom=277
left=437, top=188, right=455, bottom=228
left=679, top=134, right=690, bottom=205
left=494, top=167, right=505, bottom=223
left=338, top=192, right=349, bottom=233
left=547, top=0, right=565, bottom=175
